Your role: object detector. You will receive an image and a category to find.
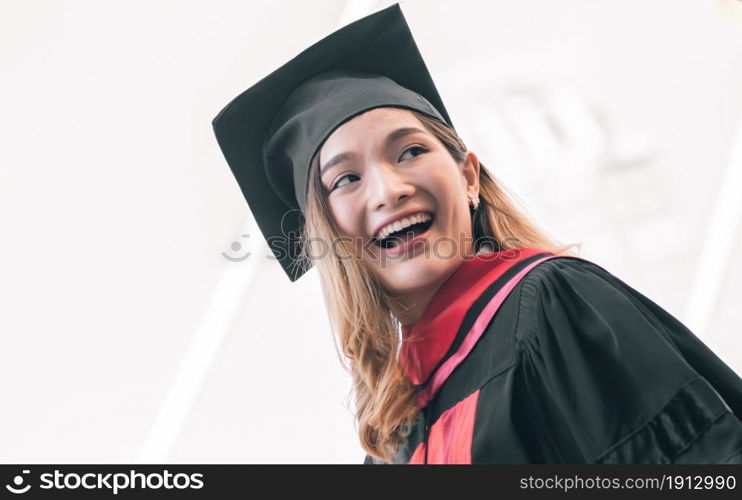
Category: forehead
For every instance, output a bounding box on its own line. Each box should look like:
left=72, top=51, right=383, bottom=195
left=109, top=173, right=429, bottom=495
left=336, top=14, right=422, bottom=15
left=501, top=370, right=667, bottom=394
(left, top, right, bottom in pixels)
left=320, top=107, right=426, bottom=151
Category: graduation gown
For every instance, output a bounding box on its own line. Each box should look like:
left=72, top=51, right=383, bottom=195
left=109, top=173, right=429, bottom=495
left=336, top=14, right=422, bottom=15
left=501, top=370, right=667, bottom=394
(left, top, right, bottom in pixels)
left=363, top=247, right=742, bottom=464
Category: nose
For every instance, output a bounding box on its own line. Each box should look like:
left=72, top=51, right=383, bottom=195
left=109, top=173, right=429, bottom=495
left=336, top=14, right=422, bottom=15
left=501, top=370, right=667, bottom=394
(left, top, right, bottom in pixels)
left=365, top=162, right=415, bottom=211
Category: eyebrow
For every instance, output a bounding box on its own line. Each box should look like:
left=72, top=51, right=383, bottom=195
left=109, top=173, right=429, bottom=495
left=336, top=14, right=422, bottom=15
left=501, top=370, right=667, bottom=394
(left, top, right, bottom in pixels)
left=319, top=126, right=427, bottom=176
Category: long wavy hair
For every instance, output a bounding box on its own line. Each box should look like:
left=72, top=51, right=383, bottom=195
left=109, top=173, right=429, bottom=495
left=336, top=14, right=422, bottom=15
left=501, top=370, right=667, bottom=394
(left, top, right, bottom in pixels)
left=300, top=108, right=580, bottom=462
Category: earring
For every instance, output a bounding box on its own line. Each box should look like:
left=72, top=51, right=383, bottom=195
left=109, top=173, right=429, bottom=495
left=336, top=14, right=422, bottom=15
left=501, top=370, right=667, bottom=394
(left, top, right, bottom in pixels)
left=467, top=192, right=480, bottom=211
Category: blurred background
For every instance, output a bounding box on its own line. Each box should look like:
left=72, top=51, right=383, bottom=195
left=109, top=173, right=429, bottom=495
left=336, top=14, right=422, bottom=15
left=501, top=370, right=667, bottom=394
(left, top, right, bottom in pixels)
left=1, top=0, right=741, bottom=463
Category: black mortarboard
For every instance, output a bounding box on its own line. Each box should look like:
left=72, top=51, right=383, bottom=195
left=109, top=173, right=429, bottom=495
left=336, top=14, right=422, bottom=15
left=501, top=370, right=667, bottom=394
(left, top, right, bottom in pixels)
left=212, top=3, right=454, bottom=282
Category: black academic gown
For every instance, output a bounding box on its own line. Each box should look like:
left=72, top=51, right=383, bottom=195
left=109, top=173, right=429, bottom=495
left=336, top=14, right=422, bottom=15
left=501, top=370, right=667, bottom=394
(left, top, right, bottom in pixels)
left=364, top=248, right=742, bottom=464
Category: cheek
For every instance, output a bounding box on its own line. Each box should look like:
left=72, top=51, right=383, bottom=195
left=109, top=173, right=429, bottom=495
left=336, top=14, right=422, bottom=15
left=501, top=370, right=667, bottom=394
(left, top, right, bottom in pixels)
left=329, top=198, right=363, bottom=236
left=328, top=198, right=371, bottom=262
left=424, top=170, right=465, bottom=214
left=424, top=172, right=470, bottom=237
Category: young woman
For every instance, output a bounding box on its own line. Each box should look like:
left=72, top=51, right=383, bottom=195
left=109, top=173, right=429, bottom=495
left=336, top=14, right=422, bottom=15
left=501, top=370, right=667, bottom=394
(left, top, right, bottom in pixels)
left=212, top=4, right=742, bottom=464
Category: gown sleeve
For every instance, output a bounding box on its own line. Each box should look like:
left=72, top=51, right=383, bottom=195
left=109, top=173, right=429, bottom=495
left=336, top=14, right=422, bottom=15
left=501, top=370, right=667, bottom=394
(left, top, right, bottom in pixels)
left=514, top=257, right=742, bottom=464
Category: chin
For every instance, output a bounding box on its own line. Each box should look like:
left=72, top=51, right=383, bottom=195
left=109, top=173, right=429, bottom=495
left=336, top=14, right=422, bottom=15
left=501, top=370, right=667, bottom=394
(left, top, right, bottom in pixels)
left=376, top=257, right=452, bottom=296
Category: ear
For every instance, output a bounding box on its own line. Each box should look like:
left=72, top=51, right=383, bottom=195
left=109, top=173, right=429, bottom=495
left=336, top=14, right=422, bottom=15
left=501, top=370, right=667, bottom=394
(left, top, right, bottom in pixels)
left=461, top=150, right=481, bottom=197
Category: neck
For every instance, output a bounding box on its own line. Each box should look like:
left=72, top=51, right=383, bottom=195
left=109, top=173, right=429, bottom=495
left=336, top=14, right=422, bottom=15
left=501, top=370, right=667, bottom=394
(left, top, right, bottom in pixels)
left=389, top=282, right=447, bottom=326
left=388, top=247, right=495, bottom=326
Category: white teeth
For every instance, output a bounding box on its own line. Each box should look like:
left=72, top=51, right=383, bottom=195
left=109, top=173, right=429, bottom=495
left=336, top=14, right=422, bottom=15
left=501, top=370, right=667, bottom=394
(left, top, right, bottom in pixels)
left=377, top=212, right=432, bottom=240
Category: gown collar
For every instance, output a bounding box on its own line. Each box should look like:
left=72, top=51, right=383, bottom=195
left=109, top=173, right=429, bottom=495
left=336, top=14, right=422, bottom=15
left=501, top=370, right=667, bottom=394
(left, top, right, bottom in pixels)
left=398, top=247, right=548, bottom=387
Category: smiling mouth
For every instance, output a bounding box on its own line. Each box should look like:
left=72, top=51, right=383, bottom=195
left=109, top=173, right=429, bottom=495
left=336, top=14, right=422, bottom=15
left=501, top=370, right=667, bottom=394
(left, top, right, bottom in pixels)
left=372, top=214, right=435, bottom=248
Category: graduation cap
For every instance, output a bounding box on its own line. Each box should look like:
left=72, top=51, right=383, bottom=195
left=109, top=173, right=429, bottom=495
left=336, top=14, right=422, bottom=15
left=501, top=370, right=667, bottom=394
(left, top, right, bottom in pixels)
left=212, top=3, right=454, bottom=282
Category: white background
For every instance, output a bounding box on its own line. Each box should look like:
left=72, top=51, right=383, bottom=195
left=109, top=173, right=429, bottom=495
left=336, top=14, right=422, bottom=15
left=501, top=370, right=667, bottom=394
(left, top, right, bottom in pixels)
left=1, top=0, right=741, bottom=463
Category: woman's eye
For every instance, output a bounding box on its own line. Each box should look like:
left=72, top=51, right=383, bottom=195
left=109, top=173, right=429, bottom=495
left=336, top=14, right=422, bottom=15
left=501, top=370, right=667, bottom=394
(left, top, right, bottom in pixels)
left=399, top=145, right=428, bottom=161
left=331, top=173, right=359, bottom=191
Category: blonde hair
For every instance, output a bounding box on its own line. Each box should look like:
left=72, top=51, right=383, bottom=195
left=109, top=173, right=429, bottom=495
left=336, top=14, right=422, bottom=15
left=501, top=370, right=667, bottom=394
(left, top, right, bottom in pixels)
left=300, top=108, right=580, bottom=462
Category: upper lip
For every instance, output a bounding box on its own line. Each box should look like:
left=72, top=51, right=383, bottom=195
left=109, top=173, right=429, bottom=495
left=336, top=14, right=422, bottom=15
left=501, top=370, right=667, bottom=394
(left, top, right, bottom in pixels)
left=371, top=208, right=434, bottom=239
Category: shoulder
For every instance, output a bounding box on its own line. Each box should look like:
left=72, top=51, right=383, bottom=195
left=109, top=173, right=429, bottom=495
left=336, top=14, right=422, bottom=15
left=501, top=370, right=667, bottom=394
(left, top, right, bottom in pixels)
left=520, top=255, right=615, bottom=291
left=510, top=254, right=684, bottom=367
left=511, top=254, right=697, bottom=380
left=506, top=256, right=742, bottom=463
left=513, top=256, right=618, bottom=341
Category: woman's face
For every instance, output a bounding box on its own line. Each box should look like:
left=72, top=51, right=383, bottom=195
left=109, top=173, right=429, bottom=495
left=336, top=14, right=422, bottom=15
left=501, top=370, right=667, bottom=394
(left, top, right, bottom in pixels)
left=318, top=107, right=480, bottom=300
